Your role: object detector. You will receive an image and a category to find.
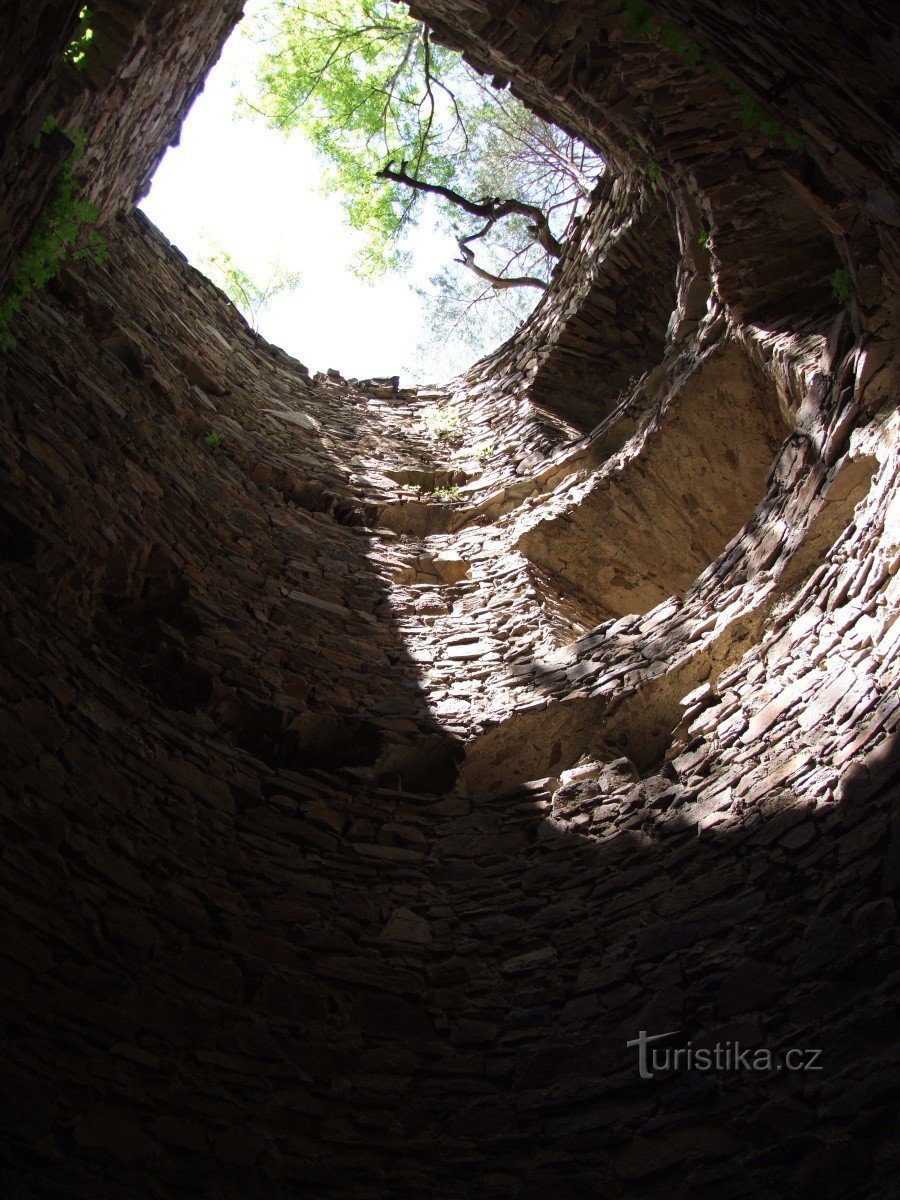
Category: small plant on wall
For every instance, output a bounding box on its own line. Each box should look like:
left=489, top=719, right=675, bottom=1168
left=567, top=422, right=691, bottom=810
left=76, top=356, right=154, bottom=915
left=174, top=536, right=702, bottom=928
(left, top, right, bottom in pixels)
left=831, top=268, right=854, bottom=309
left=420, top=403, right=463, bottom=444
left=0, top=121, right=107, bottom=352
left=623, top=0, right=804, bottom=151
left=625, top=139, right=663, bottom=185
left=64, top=7, right=95, bottom=69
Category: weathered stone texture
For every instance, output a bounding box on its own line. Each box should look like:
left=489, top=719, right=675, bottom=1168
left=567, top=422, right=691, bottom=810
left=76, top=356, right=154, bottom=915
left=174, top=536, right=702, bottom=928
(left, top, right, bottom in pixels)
left=0, top=0, right=82, bottom=295
left=0, top=0, right=243, bottom=297
left=59, top=0, right=245, bottom=218
left=0, top=2, right=898, bottom=1198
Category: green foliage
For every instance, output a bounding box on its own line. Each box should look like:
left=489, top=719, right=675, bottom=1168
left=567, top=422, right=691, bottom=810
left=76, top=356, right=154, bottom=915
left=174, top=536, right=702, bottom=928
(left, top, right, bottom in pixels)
left=658, top=24, right=701, bottom=68
left=198, top=239, right=301, bottom=331
left=697, top=227, right=709, bottom=249
left=625, top=139, right=662, bottom=184
left=242, top=0, right=462, bottom=274
left=420, top=403, right=463, bottom=442
left=35, top=115, right=58, bottom=148
left=204, top=429, right=227, bottom=451
left=473, top=442, right=496, bottom=462
left=737, top=93, right=782, bottom=140
left=623, top=0, right=655, bottom=38
left=429, top=484, right=459, bottom=500
left=831, top=268, right=854, bottom=309
left=0, top=126, right=107, bottom=352
left=64, top=6, right=95, bottom=69
left=624, top=2, right=803, bottom=151
left=624, top=0, right=701, bottom=68
left=239, top=1, right=608, bottom=365
left=240, top=0, right=603, bottom=353
left=725, top=81, right=803, bottom=149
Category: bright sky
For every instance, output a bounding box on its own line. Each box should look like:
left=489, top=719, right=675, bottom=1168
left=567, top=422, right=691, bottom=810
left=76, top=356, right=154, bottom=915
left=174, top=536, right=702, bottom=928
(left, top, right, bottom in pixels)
left=139, top=1, right=473, bottom=384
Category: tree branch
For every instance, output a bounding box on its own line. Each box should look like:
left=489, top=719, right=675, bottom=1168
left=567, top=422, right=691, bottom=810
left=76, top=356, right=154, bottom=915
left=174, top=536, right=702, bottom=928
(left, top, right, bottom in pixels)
left=413, top=27, right=436, bottom=176
left=456, top=242, right=548, bottom=290
left=455, top=224, right=548, bottom=291
left=377, top=160, right=564, bottom=258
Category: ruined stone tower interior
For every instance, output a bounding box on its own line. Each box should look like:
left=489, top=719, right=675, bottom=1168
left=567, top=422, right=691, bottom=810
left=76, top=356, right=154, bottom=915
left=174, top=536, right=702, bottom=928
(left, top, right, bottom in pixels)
left=1, top=2, right=898, bottom=1197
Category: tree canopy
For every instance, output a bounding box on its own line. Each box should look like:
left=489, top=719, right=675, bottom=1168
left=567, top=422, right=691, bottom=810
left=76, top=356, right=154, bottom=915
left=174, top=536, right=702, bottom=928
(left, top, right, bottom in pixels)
left=238, top=0, right=604, bottom=358
left=199, top=238, right=301, bottom=332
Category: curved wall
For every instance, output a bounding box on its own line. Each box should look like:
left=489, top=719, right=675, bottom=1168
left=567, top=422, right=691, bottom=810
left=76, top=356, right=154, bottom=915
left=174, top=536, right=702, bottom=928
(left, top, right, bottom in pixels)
left=0, top=3, right=897, bottom=1198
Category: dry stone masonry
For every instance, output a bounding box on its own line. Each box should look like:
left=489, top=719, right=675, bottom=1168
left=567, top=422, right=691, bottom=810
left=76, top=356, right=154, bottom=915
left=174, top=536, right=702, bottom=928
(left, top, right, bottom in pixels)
left=0, top=2, right=897, bottom=1198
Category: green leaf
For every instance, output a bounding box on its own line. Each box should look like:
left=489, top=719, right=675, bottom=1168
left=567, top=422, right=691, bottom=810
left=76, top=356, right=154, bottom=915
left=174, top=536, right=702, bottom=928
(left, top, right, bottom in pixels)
left=831, top=268, right=853, bottom=309
left=237, top=0, right=602, bottom=348
left=0, top=126, right=106, bottom=350
left=198, top=238, right=301, bottom=330
left=64, top=6, right=95, bottom=69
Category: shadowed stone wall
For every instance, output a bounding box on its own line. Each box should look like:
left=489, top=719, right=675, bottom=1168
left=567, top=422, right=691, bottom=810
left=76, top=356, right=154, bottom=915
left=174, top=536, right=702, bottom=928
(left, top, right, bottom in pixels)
left=0, top=0, right=243, bottom=298
left=0, top=3, right=897, bottom=1198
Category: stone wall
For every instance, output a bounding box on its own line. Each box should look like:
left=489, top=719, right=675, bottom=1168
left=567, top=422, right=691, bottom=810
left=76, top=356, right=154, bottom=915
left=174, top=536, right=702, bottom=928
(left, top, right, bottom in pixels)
left=0, top=0, right=82, bottom=295
left=0, top=2, right=897, bottom=1198
left=0, top=0, right=243, bottom=298
left=59, top=0, right=245, bottom=218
